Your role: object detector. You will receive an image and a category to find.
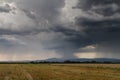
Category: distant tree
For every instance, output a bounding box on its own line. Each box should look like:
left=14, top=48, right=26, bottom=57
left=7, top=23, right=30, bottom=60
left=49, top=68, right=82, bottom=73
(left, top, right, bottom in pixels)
left=64, top=60, right=72, bottom=63
left=91, top=60, right=97, bottom=63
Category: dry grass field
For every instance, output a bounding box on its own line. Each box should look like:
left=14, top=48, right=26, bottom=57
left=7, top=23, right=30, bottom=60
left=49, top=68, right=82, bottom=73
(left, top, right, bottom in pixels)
left=0, top=64, right=119, bottom=80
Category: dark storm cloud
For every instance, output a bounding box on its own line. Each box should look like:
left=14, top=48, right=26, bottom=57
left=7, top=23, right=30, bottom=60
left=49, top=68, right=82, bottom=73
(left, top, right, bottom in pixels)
left=76, top=0, right=120, bottom=16
left=15, top=0, right=65, bottom=23
left=75, top=18, right=120, bottom=41
left=44, top=25, right=95, bottom=58
left=44, top=0, right=120, bottom=58
left=0, top=0, right=66, bottom=60
left=75, top=0, right=120, bottom=42
left=0, top=0, right=65, bottom=35
left=0, top=0, right=120, bottom=60
left=22, top=9, right=37, bottom=21
left=34, top=0, right=120, bottom=58
left=0, top=28, right=50, bottom=35
left=0, top=3, right=12, bottom=13
left=69, top=0, right=120, bottom=58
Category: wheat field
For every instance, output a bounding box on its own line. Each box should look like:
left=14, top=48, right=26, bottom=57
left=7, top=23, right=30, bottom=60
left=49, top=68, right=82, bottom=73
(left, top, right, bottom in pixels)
left=0, top=64, right=119, bottom=80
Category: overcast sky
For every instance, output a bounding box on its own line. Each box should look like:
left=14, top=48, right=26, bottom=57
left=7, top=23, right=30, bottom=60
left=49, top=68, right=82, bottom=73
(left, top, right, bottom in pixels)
left=0, top=0, right=120, bottom=61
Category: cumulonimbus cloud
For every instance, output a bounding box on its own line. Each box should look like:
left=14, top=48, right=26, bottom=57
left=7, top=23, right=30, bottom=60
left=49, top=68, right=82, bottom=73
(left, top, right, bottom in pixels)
left=0, top=0, right=120, bottom=60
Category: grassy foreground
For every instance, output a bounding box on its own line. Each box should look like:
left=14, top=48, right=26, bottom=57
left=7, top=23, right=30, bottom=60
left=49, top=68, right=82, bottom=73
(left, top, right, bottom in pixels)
left=0, top=64, right=120, bottom=80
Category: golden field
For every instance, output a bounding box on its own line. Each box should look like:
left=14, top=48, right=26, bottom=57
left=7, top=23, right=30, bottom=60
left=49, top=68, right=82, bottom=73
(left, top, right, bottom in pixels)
left=0, top=64, right=120, bottom=80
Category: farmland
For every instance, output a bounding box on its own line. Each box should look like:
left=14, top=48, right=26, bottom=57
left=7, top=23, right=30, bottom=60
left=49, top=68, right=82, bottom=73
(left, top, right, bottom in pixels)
left=0, top=64, right=120, bottom=80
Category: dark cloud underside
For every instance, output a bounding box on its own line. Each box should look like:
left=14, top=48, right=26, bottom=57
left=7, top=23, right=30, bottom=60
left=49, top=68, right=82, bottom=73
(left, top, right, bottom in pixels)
left=0, top=0, right=120, bottom=60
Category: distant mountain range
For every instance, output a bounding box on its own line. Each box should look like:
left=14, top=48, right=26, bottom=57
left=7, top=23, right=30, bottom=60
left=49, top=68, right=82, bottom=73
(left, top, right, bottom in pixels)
left=36, top=58, right=120, bottom=63
left=0, top=58, right=120, bottom=63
